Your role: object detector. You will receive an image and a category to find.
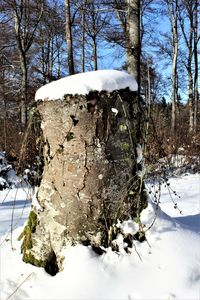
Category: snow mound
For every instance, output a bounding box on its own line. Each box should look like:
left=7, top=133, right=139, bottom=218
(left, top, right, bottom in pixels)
left=35, top=70, right=137, bottom=101
left=1, top=200, right=200, bottom=300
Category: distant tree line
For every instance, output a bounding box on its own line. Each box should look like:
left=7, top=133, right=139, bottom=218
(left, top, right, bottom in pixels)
left=0, top=0, right=199, bottom=162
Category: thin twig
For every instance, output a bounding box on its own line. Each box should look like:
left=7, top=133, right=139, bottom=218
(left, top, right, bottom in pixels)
left=132, top=240, right=143, bottom=262
left=10, top=187, right=19, bottom=250
left=6, top=273, right=33, bottom=300
left=117, top=94, right=134, bottom=150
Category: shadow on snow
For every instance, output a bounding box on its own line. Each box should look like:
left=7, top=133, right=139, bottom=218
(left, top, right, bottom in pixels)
left=174, top=214, right=200, bottom=232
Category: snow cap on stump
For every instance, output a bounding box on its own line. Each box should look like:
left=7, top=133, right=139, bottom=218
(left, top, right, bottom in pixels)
left=35, top=70, right=138, bottom=101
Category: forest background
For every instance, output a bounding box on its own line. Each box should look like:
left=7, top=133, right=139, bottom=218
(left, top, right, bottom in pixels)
left=0, top=0, right=199, bottom=173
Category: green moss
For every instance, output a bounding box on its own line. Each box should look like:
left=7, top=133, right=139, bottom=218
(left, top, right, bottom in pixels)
left=18, top=230, right=25, bottom=241
left=23, top=252, right=46, bottom=268
left=133, top=215, right=140, bottom=223
left=56, top=144, right=64, bottom=154
left=27, top=211, right=37, bottom=232
left=18, top=210, right=38, bottom=265
left=19, top=210, right=59, bottom=276
left=122, top=142, right=129, bottom=151
left=18, top=210, right=37, bottom=243
left=119, top=124, right=127, bottom=132
left=66, top=132, right=74, bottom=141
left=23, top=251, right=59, bottom=276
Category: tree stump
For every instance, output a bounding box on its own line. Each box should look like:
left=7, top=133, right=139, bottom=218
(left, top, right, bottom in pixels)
left=20, top=87, right=147, bottom=275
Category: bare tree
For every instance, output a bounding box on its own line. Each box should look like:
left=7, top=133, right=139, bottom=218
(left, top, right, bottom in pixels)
left=126, top=0, right=140, bottom=91
left=113, top=0, right=140, bottom=93
left=12, top=0, right=44, bottom=126
left=178, top=0, right=195, bottom=132
left=81, top=0, right=87, bottom=72
left=83, top=0, right=111, bottom=71
left=0, top=15, right=16, bottom=150
left=166, top=0, right=179, bottom=135
left=193, top=0, right=199, bottom=132
left=34, top=1, right=66, bottom=84
left=65, top=0, right=75, bottom=75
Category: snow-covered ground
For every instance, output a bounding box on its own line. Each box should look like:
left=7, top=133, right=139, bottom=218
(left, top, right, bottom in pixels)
left=0, top=173, right=199, bottom=300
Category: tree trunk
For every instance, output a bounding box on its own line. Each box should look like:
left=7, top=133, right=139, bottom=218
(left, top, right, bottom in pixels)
left=49, top=38, right=54, bottom=81
left=57, top=37, right=61, bottom=79
left=91, top=1, right=98, bottom=71
left=2, top=69, right=7, bottom=151
left=19, top=52, right=28, bottom=126
left=188, top=64, right=194, bottom=132
left=178, top=0, right=195, bottom=133
left=146, top=60, right=151, bottom=137
left=147, top=60, right=151, bottom=108
left=171, top=16, right=178, bottom=135
left=13, top=0, right=44, bottom=126
left=81, top=1, right=86, bottom=73
left=65, top=0, right=75, bottom=75
left=193, top=0, right=198, bottom=132
left=188, top=14, right=194, bottom=133
left=20, top=89, right=147, bottom=275
left=93, top=37, right=98, bottom=71
left=14, top=7, right=28, bottom=127
left=125, top=0, right=141, bottom=93
left=167, top=0, right=178, bottom=135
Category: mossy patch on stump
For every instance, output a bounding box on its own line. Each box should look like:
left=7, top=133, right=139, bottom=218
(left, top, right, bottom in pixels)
left=18, top=211, right=37, bottom=248
left=18, top=210, right=59, bottom=276
left=18, top=211, right=39, bottom=262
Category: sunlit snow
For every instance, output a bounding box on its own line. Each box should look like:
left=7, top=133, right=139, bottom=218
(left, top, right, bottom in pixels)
left=0, top=173, right=199, bottom=299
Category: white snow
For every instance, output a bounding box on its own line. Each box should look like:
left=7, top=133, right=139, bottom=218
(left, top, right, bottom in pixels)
left=111, top=107, right=119, bottom=114
left=116, top=218, right=139, bottom=235
left=0, top=187, right=32, bottom=239
left=136, top=143, right=143, bottom=164
left=0, top=177, right=8, bottom=188
left=31, top=189, right=41, bottom=211
left=0, top=173, right=200, bottom=299
left=154, top=173, right=200, bottom=231
left=35, top=70, right=138, bottom=101
left=158, top=154, right=199, bottom=169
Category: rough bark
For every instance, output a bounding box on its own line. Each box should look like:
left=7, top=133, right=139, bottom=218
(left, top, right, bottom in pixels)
left=20, top=89, right=147, bottom=275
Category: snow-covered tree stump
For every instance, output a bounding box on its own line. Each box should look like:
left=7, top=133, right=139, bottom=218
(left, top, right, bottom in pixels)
left=20, top=70, right=147, bottom=275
